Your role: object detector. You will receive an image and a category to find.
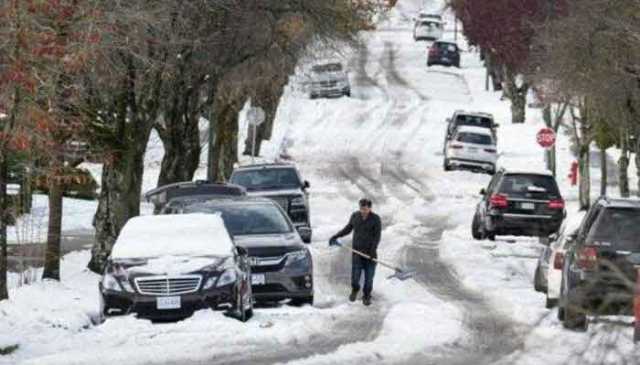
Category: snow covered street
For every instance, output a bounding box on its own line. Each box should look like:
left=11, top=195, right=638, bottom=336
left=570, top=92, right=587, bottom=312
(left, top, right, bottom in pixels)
left=3, top=0, right=640, bottom=364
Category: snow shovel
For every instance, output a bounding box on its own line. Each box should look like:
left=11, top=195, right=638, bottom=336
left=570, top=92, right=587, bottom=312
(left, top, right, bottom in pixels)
left=332, top=240, right=416, bottom=281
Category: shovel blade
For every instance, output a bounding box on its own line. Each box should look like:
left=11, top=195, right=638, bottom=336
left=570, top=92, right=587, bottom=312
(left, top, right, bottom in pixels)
left=387, top=269, right=416, bottom=281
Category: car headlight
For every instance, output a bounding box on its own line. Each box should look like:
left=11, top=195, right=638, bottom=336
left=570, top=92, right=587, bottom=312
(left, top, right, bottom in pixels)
left=291, top=196, right=305, bottom=206
left=101, top=274, right=121, bottom=292
left=203, top=276, right=218, bottom=290
left=286, top=250, right=309, bottom=267
left=216, top=269, right=237, bottom=287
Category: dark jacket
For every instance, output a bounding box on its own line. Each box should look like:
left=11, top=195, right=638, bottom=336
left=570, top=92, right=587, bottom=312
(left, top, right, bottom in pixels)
left=333, top=212, right=382, bottom=257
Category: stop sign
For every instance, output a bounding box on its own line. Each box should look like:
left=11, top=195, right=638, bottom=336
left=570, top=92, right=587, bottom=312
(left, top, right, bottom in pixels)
left=537, top=128, right=556, bottom=148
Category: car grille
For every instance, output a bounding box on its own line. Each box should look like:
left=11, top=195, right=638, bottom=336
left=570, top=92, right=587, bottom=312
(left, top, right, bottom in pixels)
left=134, top=275, right=202, bottom=295
left=320, top=80, right=337, bottom=87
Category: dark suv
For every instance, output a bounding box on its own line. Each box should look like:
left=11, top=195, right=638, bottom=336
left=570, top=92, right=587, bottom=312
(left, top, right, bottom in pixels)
left=559, top=197, right=640, bottom=330
left=472, top=168, right=565, bottom=240
left=427, top=41, right=460, bottom=68
left=167, top=197, right=314, bottom=305
left=230, top=164, right=312, bottom=243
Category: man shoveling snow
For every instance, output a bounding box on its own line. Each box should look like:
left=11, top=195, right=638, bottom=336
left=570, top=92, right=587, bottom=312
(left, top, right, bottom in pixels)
left=330, top=198, right=381, bottom=306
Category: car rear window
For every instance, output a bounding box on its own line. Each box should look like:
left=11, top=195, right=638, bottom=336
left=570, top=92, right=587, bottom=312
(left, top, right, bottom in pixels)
left=455, top=115, right=492, bottom=128
left=456, top=132, right=493, bottom=145
left=436, top=43, right=458, bottom=52
left=230, top=168, right=301, bottom=191
left=420, top=21, right=441, bottom=27
left=588, top=208, right=640, bottom=251
left=498, top=174, right=561, bottom=199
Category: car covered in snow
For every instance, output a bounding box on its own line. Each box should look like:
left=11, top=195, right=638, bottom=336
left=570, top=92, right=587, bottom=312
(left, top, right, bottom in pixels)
left=169, top=197, right=314, bottom=306
left=559, top=197, right=640, bottom=330
left=533, top=212, right=585, bottom=308
left=427, top=41, right=460, bottom=68
left=413, top=19, right=443, bottom=41
left=230, top=163, right=312, bottom=243
left=99, top=214, right=253, bottom=321
left=443, top=126, right=498, bottom=174
left=308, top=62, right=351, bottom=99
left=472, top=168, right=565, bottom=241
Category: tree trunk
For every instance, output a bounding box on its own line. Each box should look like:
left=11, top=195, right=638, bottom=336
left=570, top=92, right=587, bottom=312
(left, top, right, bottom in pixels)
left=578, top=144, right=591, bottom=210
left=619, top=137, right=630, bottom=197
left=243, top=97, right=278, bottom=157
left=42, top=176, right=63, bottom=280
left=600, top=148, right=607, bottom=197
left=211, top=96, right=243, bottom=182
left=156, top=114, right=201, bottom=189
left=88, top=140, right=149, bottom=273
left=0, top=155, right=8, bottom=300
left=503, top=67, right=527, bottom=124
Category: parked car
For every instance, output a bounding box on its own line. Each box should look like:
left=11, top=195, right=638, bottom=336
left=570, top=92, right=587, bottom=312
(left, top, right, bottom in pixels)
left=145, top=181, right=246, bottom=212
left=308, top=62, right=350, bottom=99
left=170, top=197, right=314, bottom=306
left=472, top=168, right=565, bottom=241
left=427, top=41, right=460, bottom=68
left=99, top=214, right=253, bottom=321
left=533, top=212, right=585, bottom=308
left=559, top=197, right=640, bottom=330
left=444, top=110, right=499, bottom=146
left=443, top=126, right=497, bottom=174
left=413, top=19, right=443, bottom=41
left=230, top=163, right=312, bottom=243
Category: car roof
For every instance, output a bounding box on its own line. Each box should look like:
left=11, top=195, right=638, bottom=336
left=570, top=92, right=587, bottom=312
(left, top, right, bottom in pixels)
left=598, top=197, right=640, bottom=209
left=234, top=163, right=298, bottom=171
left=170, top=196, right=277, bottom=208
left=455, top=126, right=493, bottom=135
left=499, top=168, right=554, bottom=177
left=454, top=110, right=494, bottom=118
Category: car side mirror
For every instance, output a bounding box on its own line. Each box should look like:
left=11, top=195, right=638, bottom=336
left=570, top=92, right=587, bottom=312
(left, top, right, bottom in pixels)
left=479, top=188, right=486, bottom=196
left=236, top=246, right=248, bottom=256
left=494, top=123, right=500, bottom=128
left=296, top=226, right=312, bottom=244
left=303, top=180, right=310, bottom=189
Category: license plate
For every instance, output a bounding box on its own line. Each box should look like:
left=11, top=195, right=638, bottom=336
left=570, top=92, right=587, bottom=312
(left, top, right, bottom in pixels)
left=156, top=296, right=181, bottom=310
left=468, top=147, right=478, bottom=152
left=520, top=202, right=535, bottom=210
left=251, top=274, right=266, bottom=285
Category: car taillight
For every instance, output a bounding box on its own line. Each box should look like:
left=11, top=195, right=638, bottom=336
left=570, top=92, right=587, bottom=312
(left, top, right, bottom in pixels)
left=449, top=144, right=463, bottom=149
left=553, top=252, right=565, bottom=270
left=547, top=199, right=565, bottom=209
left=489, top=194, right=508, bottom=208
left=484, top=148, right=497, bottom=153
left=577, top=246, right=598, bottom=270
left=429, top=48, right=438, bottom=56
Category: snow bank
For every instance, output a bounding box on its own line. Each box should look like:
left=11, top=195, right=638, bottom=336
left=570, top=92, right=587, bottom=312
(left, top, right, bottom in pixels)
left=111, top=214, right=233, bottom=259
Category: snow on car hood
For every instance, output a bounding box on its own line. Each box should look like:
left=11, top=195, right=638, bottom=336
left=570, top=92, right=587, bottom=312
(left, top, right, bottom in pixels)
left=233, top=233, right=302, bottom=248
left=125, top=255, right=224, bottom=276
left=111, top=213, right=234, bottom=260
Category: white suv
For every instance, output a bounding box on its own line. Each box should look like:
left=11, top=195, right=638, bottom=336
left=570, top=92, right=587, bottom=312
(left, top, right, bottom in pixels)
left=413, top=19, right=443, bottom=41
left=309, top=62, right=350, bottom=99
left=444, top=126, right=498, bottom=174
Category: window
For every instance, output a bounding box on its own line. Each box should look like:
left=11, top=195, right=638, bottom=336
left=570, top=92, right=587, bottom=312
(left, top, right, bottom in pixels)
left=498, top=174, right=561, bottom=199
left=455, top=132, right=493, bottom=145
left=587, top=208, right=640, bottom=250
left=230, top=168, right=301, bottom=191
left=456, top=115, right=492, bottom=128
left=312, top=63, right=342, bottom=73
left=184, top=203, right=292, bottom=236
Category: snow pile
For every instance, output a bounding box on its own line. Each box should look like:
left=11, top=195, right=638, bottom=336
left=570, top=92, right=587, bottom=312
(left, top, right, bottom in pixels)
left=111, top=214, right=233, bottom=260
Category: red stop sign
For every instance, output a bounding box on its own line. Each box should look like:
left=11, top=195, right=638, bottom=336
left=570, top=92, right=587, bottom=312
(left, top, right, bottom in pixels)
left=537, top=128, right=556, bottom=148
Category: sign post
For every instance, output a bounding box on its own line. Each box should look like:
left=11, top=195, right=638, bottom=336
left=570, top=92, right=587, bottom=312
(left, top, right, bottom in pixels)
left=247, top=107, right=266, bottom=163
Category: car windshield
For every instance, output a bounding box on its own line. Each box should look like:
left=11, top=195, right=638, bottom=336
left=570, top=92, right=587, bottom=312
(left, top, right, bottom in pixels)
left=437, top=43, right=458, bottom=52
left=420, top=21, right=440, bottom=27
left=183, top=203, right=292, bottom=236
left=456, top=115, right=492, bottom=128
left=498, top=174, right=561, bottom=199
left=312, top=63, right=342, bottom=73
left=230, top=168, right=301, bottom=190
left=588, top=208, right=640, bottom=251
left=456, top=132, right=493, bottom=145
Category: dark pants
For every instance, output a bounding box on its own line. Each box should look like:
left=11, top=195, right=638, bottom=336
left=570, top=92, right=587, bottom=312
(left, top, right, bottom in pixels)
left=352, top=255, right=377, bottom=296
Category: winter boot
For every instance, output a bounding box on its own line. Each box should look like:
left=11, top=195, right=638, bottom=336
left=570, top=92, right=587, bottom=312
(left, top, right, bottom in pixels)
left=363, top=295, right=372, bottom=306
left=349, top=289, right=359, bottom=302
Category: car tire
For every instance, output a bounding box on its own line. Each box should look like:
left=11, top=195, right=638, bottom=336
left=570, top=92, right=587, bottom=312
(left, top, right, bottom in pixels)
left=443, top=158, right=451, bottom=171
left=310, top=93, right=317, bottom=100
left=427, top=62, right=432, bottom=67
left=545, top=297, right=558, bottom=309
left=344, top=89, right=351, bottom=98
left=290, top=296, right=314, bottom=306
left=533, top=267, right=545, bottom=293
left=563, top=289, right=588, bottom=331
left=471, top=214, right=483, bottom=240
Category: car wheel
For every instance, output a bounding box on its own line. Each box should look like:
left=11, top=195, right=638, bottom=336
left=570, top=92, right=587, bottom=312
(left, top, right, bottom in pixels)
left=344, top=89, right=351, bottom=98
left=533, top=266, right=545, bottom=293
left=545, top=296, right=558, bottom=309
left=427, top=62, right=432, bottom=67
left=290, top=296, right=314, bottom=306
left=471, top=214, right=483, bottom=240
left=443, top=158, right=451, bottom=171
left=563, top=289, right=588, bottom=331
left=310, top=93, right=317, bottom=100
